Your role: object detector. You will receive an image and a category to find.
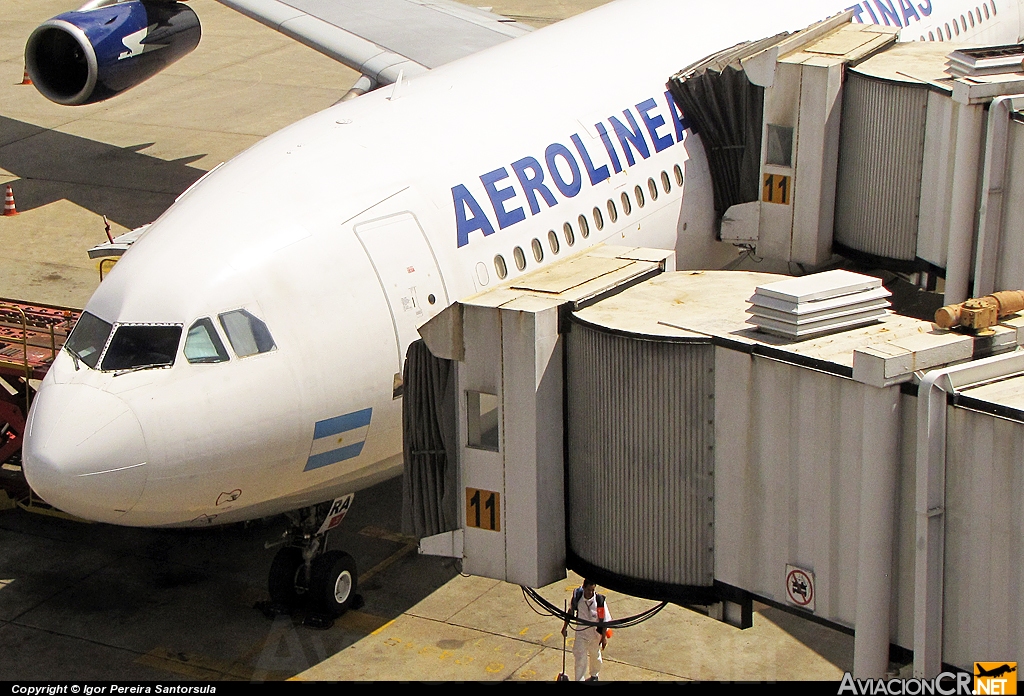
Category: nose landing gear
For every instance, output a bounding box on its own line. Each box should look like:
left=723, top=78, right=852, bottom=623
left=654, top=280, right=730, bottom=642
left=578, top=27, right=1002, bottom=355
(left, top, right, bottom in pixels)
left=310, top=549, right=358, bottom=615
left=261, top=494, right=360, bottom=626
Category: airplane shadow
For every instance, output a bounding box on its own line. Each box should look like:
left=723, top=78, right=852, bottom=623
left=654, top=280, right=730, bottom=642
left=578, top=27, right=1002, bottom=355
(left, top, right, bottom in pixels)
left=0, top=115, right=208, bottom=230
left=755, top=604, right=854, bottom=672
left=0, top=475, right=459, bottom=680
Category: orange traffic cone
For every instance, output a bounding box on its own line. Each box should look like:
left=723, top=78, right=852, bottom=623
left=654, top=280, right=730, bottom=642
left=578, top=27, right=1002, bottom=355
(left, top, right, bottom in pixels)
left=19, top=68, right=31, bottom=86
left=3, top=184, right=18, bottom=216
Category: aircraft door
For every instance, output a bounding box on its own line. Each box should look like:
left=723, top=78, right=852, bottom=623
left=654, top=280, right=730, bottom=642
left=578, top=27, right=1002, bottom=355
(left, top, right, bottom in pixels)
left=355, top=212, right=450, bottom=375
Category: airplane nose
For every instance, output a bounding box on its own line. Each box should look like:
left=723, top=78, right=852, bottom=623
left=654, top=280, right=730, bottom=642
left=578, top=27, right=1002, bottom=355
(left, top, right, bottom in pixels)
left=23, top=384, right=149, bottom=522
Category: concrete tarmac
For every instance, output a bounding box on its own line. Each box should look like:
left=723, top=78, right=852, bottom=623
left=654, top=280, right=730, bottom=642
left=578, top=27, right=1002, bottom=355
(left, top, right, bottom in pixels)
left=297, top=572, right=853, bottom=681
left=0, top=0, right=857, bottom=681
left=0, top=477, right=461, bottom=681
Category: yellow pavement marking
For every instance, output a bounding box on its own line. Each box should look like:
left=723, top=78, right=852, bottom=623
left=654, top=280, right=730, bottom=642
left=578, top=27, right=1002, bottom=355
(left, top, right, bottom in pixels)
left=358, top=525, right=416, bottom=544
left=237, top=609, right=391, bottom=675
left=358, top=541, right=417, bottom=585
left=135, top=608, right=387, bottom=683
left=370, top=618, right=396, bottom=636
left=136, top=647, right=281, bottom=681
left=336, top=608, right=391, bottom=634
left=354, top=525, right=419, bottom=586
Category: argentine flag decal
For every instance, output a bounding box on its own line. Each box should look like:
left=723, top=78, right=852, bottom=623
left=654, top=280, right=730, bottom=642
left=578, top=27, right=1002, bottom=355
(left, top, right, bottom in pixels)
left=305, top=408, right=372, bottom=472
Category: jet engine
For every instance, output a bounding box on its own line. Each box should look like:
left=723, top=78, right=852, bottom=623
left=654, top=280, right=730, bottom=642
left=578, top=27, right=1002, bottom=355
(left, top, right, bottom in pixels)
left=25, top=0, right=201, bottom=106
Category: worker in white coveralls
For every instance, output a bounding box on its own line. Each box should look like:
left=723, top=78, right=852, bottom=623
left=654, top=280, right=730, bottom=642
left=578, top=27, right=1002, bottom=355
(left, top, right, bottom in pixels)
left=561, top=579, right=612, bottom=681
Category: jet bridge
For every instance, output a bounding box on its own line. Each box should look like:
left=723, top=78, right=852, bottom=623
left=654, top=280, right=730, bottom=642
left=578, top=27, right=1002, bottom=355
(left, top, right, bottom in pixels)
left=401, top=15, right=1024, bottom=680
left=669, top=12, right=1024, bottom=307
left=407, top=244, right=1024, bottom=679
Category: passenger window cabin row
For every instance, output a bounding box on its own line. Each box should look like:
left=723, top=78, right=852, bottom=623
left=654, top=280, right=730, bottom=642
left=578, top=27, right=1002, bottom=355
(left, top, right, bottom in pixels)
left=921, top=1, right=996, bottom=41
left=492, top=164, right=684, bottom=280
left=70, top=163, right=685, bottom=370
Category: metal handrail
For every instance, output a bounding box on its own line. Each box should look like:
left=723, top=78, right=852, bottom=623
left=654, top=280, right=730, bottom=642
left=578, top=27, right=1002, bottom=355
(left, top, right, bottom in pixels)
left=0, top=304, right=32, bottom=416
left=0, top=303, right=75, bottom=415
left=99, top=257, right=118, bottom=281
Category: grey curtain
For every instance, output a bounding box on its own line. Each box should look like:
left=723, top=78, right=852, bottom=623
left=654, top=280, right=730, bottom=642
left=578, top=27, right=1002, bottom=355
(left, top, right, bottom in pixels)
left=401, top=339, right=458, bottom=538
left=668, top=35, right=782, bottom=226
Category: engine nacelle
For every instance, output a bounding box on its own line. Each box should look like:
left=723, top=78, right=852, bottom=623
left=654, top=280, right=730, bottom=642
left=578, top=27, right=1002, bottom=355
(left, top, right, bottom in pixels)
left=25, top=0, right=201, bottom=106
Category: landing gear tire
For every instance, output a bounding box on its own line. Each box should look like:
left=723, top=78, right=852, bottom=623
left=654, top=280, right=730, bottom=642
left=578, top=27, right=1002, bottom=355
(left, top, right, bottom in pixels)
left=268, top=546, right=305, bottom=606
left=310, top=550, right=357, bottom=617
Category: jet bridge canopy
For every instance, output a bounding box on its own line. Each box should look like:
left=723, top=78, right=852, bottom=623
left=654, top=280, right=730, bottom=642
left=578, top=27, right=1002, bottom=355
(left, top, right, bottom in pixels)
left=667, top=33, right=782, bottom=223
left=669, top=12, right=1024, bottom=311
left=411, top=243, right=1024, bottom=677
left=667, top=9, right=897, bottom=249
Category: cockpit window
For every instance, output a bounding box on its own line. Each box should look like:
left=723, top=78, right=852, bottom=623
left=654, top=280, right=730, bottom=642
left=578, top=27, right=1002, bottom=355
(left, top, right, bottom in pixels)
left=218, top=309, right=276, bottom=357
left=183, top=318, right=229, bottom=364
left=100, top=325, right=182, bottom=372
left=65, top=312, right=113, bottom=369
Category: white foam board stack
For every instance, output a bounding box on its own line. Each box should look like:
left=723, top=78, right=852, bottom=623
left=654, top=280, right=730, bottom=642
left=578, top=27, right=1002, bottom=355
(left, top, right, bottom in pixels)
left=746, top=269, right=892, bottom=340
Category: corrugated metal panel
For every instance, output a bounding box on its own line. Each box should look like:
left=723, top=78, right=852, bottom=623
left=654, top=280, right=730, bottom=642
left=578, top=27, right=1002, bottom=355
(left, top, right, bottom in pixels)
left=996, top=118, right=1024, bottom=291
left=713, top=350, right=911, bottom=631
left=565, top=321, right=714, bottom=587
left=942, top=405, right=1024, bottom=668
left=834, top=72, right=928, bottom=261
left=894, top=392, right=919, bottom=651
left=916, top=92, right=956, bottom=268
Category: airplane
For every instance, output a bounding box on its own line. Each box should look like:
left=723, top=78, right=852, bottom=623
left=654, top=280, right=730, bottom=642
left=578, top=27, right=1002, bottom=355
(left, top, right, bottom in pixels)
left=18, top=0, right=1024, bottom=617
left=975, top=664, right=1017, bottom=679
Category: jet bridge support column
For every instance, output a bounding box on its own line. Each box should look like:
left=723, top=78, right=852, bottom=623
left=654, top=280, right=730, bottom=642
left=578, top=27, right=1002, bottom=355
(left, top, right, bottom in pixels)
left=417, top=295, right=567, bottom=588
left=913, top=351, right=1024, bottom=677
left=415, top=246, right=673, bottom=588
left=853, top=384, right=900, bottom=679
left=973, top=94, right=1024, bottom=297
left=944, top=103, right=985, bottom=305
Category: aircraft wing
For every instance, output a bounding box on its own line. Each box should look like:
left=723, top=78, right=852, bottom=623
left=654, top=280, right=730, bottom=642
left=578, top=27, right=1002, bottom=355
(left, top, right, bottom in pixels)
left=215, top=0, right=533, bottom=85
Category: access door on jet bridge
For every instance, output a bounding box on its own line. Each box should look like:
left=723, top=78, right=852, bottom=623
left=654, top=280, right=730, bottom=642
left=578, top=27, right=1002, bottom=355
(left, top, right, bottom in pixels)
left=355, top=212, right=450, bottom=374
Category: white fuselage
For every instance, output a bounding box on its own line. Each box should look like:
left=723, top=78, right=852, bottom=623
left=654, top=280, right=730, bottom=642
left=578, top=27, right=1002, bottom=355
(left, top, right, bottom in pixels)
left=22, top=0, right=1023, bottom=527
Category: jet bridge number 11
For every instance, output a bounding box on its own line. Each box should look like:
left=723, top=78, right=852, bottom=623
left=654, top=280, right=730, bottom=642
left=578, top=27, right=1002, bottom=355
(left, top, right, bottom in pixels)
left=466, top=487, right=500, bottom=532
left=763, top=173, right=791, bottom=205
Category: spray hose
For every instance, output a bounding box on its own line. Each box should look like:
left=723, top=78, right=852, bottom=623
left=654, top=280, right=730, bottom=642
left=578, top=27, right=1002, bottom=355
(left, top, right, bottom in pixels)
left=520, top=585, right=667, bottom=632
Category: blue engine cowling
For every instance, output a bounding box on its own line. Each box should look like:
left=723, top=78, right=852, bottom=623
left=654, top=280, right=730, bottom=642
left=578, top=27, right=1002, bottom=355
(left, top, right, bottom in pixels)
left=25, top=0, right=201, bottom=106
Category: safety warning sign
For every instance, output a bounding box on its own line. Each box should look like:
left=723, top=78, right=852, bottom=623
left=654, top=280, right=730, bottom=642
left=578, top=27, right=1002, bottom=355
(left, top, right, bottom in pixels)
left=786, top=564, right=815, bottom=612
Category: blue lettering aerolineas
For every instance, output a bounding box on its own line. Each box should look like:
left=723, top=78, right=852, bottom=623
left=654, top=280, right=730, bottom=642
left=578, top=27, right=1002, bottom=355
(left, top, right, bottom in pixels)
left=544, top=143, right=582, bottom=198
left=664, top=90, right=687, bottom=142
left=637, top=98, right=674, bottom=153
left=610, top=110, right=651, bottom=166
left=595, top=122, right=623, bottom=174
left=862, top=1, right=880, bottom=23
left=481, top=166, right=526, bottom=229
left=571, top=133, right=611, bottom=186
left=453, top=184, right=495, bottom=248
left=874, top=0, right=903, bottom=26
left=850, top=0, right=926, bottom=28
left=512, top=156, right=558, bottom=215
left=452, top=94, right=687, bottom=248
left=898, top=0, right=920, bottom=23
